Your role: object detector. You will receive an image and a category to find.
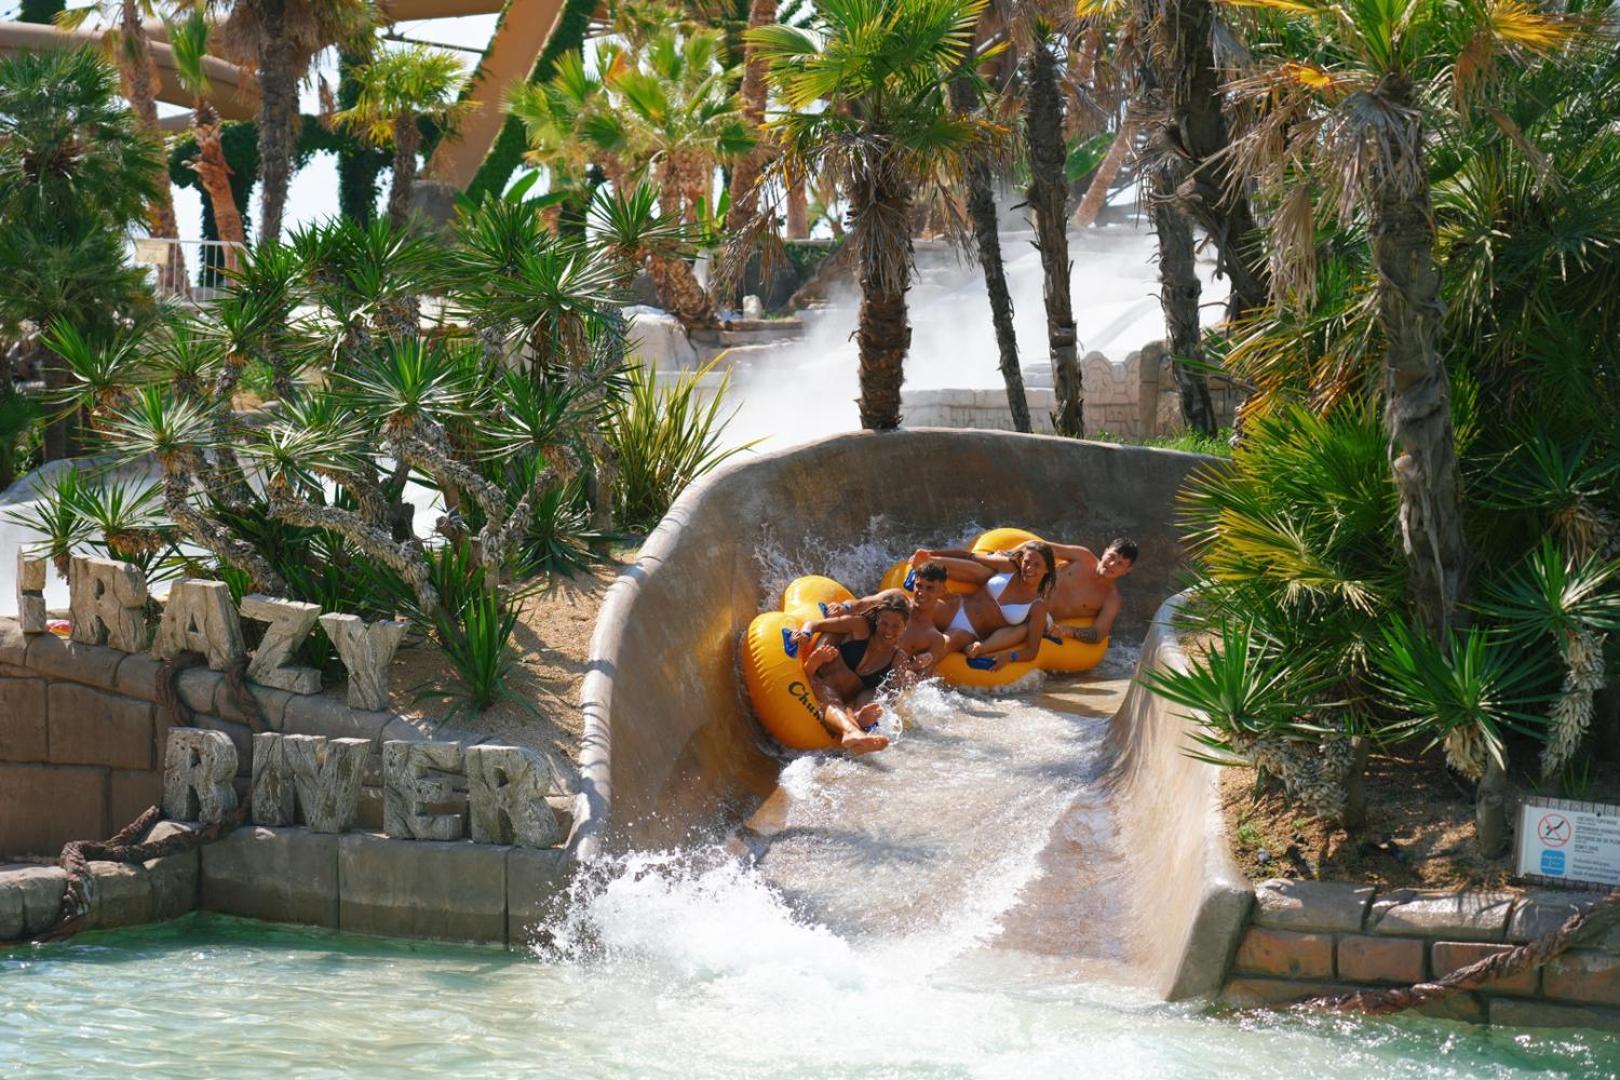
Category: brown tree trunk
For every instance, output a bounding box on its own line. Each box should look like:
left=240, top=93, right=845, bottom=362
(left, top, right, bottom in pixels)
left=1475, top=756, right=1510, bottom=857
left=645, top=253, right=720, bottom=329
left=1026, top=43, right=1082, bottom=436
left=786, top=174, right=810, bottom=238
left=852, top=174, right=912, bottom=430
left=1371, top=81, right=1467, bottom=640
left=1072, top=119, right=1133, bottom=229
left=724, top=0, right=775, bottom=234
left=1136, top=2, right=1215, bottom=436
left=1155, top=0, right=1268, bottom=320
left=120, top=0, right=186, bottom=295
left=256, top=0, right=298, bottom=246
left=951, top=75, right=1029, bottom=433
left=388, top=115, right=420, bottom=229
left=189, top=105, right=245, bottom=273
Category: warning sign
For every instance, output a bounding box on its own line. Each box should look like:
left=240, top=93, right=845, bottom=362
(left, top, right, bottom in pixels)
left=1515, top=797, right=1620, bottom=889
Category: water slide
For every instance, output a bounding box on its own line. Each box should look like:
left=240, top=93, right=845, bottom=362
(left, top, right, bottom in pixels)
left=578, top=430, right=1252, bottom=1000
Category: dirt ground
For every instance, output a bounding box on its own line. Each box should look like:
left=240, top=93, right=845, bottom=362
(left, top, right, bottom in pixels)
left=388, top=554, right=629, bottom=780
left=1221, top=747, right=1620, bottom=890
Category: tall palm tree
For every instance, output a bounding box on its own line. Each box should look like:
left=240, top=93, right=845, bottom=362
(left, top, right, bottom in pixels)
left=210, top=0, right=376, bottom=244
left=169, top=10, right=248, bottom=270
left=950, top=70, right=1031, bottom=432
left=725, top=0, right=778, bottom=234
left=749, top=0, right=1003, bottom=430
left=1226, top=0, right=1580, bottom=641
left=335, top=45, right=472, bottom=228
left=58, top=0, right=188, bottom=293
left=1012, top=4, right=1083, bottom=434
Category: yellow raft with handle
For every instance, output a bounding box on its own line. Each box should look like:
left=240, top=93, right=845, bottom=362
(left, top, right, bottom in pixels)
left=742, top=575, right=859, bottom=751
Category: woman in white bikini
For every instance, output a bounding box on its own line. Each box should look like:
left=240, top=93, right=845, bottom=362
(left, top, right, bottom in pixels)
left=907, top=540, right=1056, bottom=668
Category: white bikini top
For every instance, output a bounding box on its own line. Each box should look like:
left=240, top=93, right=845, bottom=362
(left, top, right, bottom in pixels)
left=986, top=573, right=1035, bottom=624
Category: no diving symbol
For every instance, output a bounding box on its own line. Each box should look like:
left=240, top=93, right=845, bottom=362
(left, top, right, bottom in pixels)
left=1539, top=813, right=1572, bottom=848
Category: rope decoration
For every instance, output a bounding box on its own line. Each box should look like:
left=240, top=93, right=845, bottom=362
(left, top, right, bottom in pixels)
left=30, top=653, right=264, bottom=943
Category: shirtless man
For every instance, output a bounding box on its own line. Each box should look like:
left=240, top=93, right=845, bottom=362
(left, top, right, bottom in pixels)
left=923, top=538, right=1138, bottom=660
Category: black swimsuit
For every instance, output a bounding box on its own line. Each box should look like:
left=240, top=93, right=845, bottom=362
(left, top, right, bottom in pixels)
left=837, top=637, right=894, bottom=691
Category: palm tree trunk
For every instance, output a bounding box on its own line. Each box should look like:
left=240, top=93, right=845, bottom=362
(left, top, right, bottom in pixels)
left=1026, top=43, right=1082, bottom=436
left=1072, top=118, right=1133, bottom=229
left=1155, top=0, right=1268, bottom=320
left=189, top=106, right=245, bottom=274
left=645, top=253, right=719, bottom=329
left=951, top=75, right=1028, bottom=433
left=786, top=175, right=810, bottom=238
left=388, top=116, right=420, bottom=229
left=852, top=175, right=912, bottom=431
left=120, top=0, right=186, bottom=295
left=1371, top=83, right=1467, bottom=639
left=724, top=0, right=776, bottom=234
left=256, top=0, right=298, bottom=246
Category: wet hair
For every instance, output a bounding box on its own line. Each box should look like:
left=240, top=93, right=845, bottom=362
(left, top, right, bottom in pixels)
left=915, top=561, right=949, bottom=584
left=1011, top=541, right=1058, bottom=597
left=866, top=594, right=912, bottom=629
left=1106, top=538, right=1139, bottom=563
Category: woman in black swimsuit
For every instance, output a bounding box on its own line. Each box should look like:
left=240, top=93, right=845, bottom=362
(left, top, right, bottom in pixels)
left=790, top=595, right=911, bottom=755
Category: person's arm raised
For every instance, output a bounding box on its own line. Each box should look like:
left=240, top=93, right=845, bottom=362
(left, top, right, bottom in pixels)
left=1048, top=542, right=1095, bottom=564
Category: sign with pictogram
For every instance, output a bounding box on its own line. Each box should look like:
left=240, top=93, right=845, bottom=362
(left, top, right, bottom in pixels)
left=1515, top=797, right=1620, bottom=890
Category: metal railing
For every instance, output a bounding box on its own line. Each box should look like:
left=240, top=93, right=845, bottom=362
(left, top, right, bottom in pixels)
left=130, top=238, right=247, bottom=302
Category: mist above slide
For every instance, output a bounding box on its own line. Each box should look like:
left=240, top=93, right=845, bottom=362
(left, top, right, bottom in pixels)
left=577, top=430, right=1251, bottom=998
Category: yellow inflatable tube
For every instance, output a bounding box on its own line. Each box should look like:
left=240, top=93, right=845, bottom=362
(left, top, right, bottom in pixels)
left=971, top=527, right=1045, bottom=554
left=741, top=608, right=836, bottom=751
left=781, top=575, right=854, bottom=612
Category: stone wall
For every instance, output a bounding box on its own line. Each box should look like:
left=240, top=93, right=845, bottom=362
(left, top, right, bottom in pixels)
left=901, top=342, right=1245, bottom=439
left=0, top=822, right=569, bottom=946
left=0, top=617, right=474, bottom=859
left=1223, top=878, right=1620, bottom=1029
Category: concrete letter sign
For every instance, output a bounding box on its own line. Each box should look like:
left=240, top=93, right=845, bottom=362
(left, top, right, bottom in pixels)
left=69, top=556, right=148, bottom=652
left=250, top=732, right=296, bottom=825
left=16, top=552, right=46, bottom=633
left=282, top=734, right=368, bottom=833
left=162, top=728, right=239, bottom=823
left=383, top=741, right=464, bottom=841
left=465, top=745, right=562, bottom=848
left=318, top=613, right=407, bottom=711
left=240, top=595, right=322, bottom=694
left=153, top=579, right=245, bottom=670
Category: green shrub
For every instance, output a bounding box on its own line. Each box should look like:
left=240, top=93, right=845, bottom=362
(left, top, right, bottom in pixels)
left=604, top=357, right=756, bottom=533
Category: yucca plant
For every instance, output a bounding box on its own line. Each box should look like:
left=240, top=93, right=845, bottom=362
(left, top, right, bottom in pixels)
left=604, top=357, right=756, bottom=532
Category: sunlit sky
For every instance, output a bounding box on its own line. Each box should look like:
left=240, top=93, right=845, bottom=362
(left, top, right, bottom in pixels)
left=2, top=2, right=507, bottom=239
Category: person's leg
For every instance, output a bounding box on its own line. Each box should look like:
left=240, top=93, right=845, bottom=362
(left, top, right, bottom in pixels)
left=810, top=675, right=888, bottom=754
left=966, top=624, right=1029, bottom=660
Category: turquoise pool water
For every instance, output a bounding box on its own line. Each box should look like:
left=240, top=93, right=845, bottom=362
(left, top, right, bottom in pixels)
left=3, top=913, right=1618, bottom=1078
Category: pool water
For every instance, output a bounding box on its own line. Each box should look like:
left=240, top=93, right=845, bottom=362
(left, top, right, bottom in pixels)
left=5, top=679, right=1620, bottom=1077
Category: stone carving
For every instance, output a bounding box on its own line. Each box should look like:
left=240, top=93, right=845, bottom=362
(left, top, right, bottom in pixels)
left=240, top=595, right=322, bottom=694
left=281, top=734, right=369, bottom=833
left=464, top=745, right=562, bottom=848
left=152, top=578, right=246, bottom=670
left=68, top=556, right=147, bottom=652
left=162, top=728, right=239, bottom=823
left=250, top=732, right=296, bottom=825
left=16, top=552, right=46, bottom=634
left=383, top=741, right=464, bottom=841
left=318, top=614, right=408, bottom=711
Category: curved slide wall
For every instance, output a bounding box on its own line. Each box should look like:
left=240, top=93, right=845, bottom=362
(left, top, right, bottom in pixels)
left=577, top=429, right=1252, bottom=999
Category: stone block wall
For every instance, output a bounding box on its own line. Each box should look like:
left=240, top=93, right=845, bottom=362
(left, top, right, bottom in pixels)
left=0, top=618, right=425, bottom=859
left=1222, top=878, right=1620, bottom=1029
left=900, top=341, right=1243, bottom=440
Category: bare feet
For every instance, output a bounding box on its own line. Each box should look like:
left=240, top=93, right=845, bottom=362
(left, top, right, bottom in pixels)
left=804, top=642, right=837, bottom=676
left=840, top=729, right=889, bottom=755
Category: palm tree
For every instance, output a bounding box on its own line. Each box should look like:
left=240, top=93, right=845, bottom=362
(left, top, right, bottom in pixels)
left=1226, top=0, right=1581, bottom=640
left=169, top=10, right=248, bottom=270
left=725, top=0, right=779, bottom=234
left=949, top=70, right=1031, bottom=432
left=749, top=0, right=1003, bottom=430
left=57, top=0, right=188, bottom=294
left=209, top=0, right=376, bottom=244
left=334, top=44, right=472, bottom=228
left=0, top=48, right=160, bottom=461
